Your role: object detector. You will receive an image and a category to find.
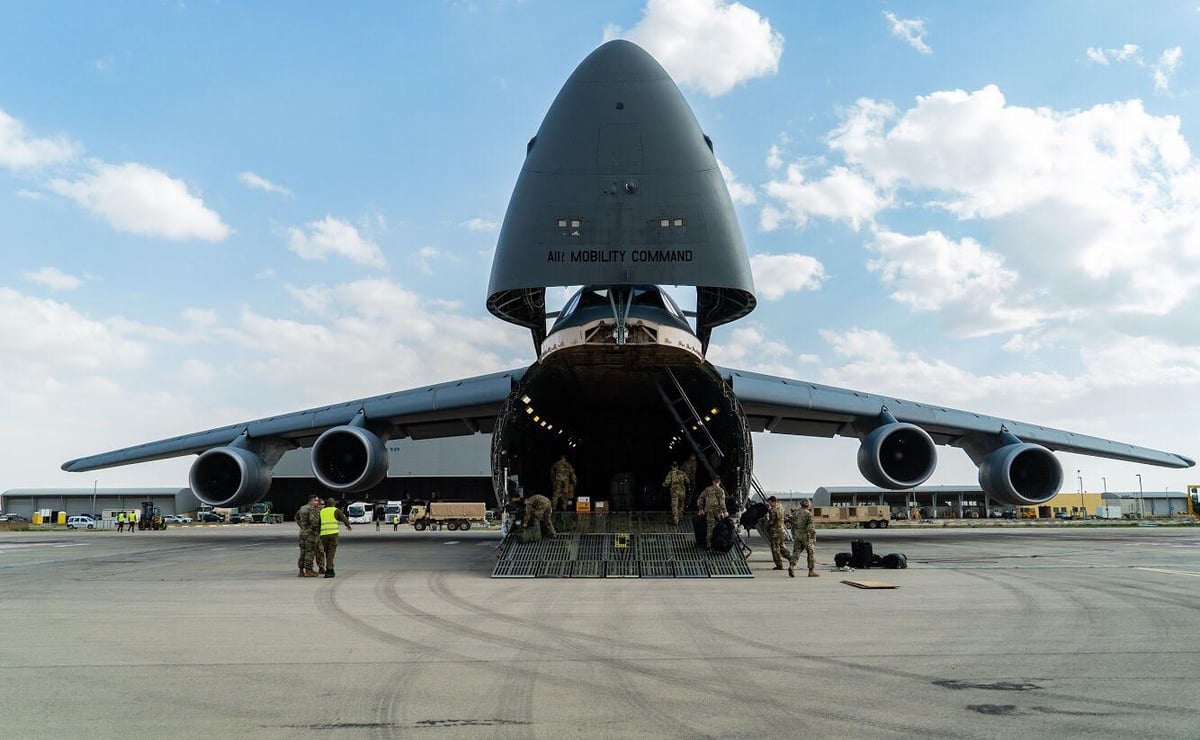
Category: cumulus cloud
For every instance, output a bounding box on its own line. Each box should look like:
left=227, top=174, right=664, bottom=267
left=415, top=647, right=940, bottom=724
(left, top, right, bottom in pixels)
left=717, top=158, right=756, bottom=205
left=760, top=163, right=888, bottom=231
left=238, top=171, right=292, bottom=197
left=766, top=144, right=783, bottom=170
left=706, top=324, right=814, bottom=377
left=1085, top=44, right=1141, bottom=66
left=460, top=217, right=498, bottom=232
left=23, top=266, right=84, bottom=292
left=749, top=253, right=827, bottom=300
left=883, top=11, right=931, bottom=55
left=1085, top=43, right=1183, bottom=95
left=286, top=216, right=386, bottom=268
left=604, top=0, right=784, bottom=97
left=0, top=109, right=79, bottom=170
left=48, top=162, right=230, bottom=241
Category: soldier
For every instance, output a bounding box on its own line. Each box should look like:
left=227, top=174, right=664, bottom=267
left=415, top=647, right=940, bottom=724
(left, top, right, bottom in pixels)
left=550, top=454, right=576, bottom=512
left=766, top=495, right=789, bottom=571
left=681, top=453, right=697, bottom=494
left=523, top=493, right=556, bottom=541
left=318, top=497, right=352, bottom=578
left=662, top=461, right=689, bottom=525
left=786, top=499, right=819, bottom=578
left=295, top=495, right=321, bottom=577
left=697, top=476, right=728, bottom=549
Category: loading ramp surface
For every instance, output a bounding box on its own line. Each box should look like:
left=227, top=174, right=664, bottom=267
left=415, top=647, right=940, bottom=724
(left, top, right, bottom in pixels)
left=492, top=512, right=753, bottom=579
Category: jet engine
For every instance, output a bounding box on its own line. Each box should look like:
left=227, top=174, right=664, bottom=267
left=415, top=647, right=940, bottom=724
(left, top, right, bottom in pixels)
left=977, top=441, right=1062, bottom=506
left=856, top=422, right=937, bottom=490
left=188, top=446, right=272, bottom=508
left=311, top=424, right=388, bottom=493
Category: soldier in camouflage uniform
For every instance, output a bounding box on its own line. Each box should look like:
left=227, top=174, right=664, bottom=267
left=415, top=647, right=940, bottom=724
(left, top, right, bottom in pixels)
left=786, top=499, right=819, bottom=578
left=662, top=461, right=689, bottom=525
left=766, top=496, right=789, bottom=570
left=550, top=455, right=576, bottom=512
left=681, top=454, right=697, bottom=497
left=295, top=495, right=322, bottom=577
left=523, top=494, right=556, bottom=540
left=697, top=476, right=728, bottom=549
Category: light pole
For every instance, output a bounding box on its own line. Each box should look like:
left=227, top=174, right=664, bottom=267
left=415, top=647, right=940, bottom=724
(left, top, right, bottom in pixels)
left=91, top=480, right=97, bottom=518
left=1077, top=470, right=1084, bottom=518
left=1136, top=474, right=1144, bottom=518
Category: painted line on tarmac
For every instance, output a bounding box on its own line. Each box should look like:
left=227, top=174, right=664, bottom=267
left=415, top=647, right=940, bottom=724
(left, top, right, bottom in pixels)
left=443, top=541, right=460, bottom=545
left=1135, top=567, right=1200, bottom=578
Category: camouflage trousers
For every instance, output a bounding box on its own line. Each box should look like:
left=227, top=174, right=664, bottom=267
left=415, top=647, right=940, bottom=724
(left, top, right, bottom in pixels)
left=704, top=514, right=725, bottom=548
left=298, top=533, right=325, bottom=571
left=670, top=488, right=686, bottom=524
left=551, top=479, right=572, bottom=511
left=788, top=533, right=816, bottom=571
left=320, top=534, right=340, bottom=571
left=770, top=529, right=789, bottom=566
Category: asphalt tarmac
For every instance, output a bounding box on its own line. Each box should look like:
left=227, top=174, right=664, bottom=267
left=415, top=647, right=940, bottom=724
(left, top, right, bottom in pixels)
left=2, top=523, right=1198, bottom=739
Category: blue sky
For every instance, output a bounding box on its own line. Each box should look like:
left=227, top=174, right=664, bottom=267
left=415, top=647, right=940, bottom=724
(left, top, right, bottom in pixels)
left=2, top=1, right=1198, bottom=496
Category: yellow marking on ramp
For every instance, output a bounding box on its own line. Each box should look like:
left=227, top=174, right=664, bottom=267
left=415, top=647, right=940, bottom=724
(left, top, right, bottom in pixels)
left=1135, top=567, right=1200, bottom=578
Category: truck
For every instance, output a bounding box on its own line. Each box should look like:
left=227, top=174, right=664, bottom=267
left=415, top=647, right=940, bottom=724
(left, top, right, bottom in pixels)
left=346, top=501, right=374, bottom=524
left=407, top=502, right=488, bottom=531
left=246, top=502, right=283, bottom=524
left=811, top=505, right=891, bottom=529
left=383, top=501, right=404, bottom=526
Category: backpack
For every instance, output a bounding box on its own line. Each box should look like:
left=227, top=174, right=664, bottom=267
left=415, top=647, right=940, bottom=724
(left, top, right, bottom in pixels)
left=834, top=552, right=853, bottom=568
left=710, top=518, right=736, bottom=553
left=881, top=553, right=907, bottom=569
left=739, top=502, right=768, bottom=529
left=850, top=539, right=874, bottom=569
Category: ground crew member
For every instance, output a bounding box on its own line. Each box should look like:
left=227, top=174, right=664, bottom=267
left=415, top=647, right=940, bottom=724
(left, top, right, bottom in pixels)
left=116, top=511, right=125, bottom=533
left=128, top=510, right=136, bottom=533
left=662, top=462, right=689, bottom=525
left=318, top=497, right=351, bottom=577
left=550, top=455, right=576, bottom=512
left=374, top=503, right=385, bottom=531
left=786, top=499, right=819, bottom=578
left=766, top=495, right=789, bottom=570
left=522, top=493, right=556, bottom=540
left=697, top=476, right=728, bottom=549
left=295, top=495, right=321, bottom=577
left=681, top=453, right=697, bottom=494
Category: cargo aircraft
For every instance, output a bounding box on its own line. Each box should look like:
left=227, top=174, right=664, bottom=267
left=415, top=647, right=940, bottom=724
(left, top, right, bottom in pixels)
left=63, top=41, right=1194, bottom=520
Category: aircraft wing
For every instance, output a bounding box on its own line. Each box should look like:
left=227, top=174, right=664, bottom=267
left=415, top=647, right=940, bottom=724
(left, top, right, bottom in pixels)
left=719, top=366, right=1194, bottom=468
left=61, top=368, right=526, bottom=472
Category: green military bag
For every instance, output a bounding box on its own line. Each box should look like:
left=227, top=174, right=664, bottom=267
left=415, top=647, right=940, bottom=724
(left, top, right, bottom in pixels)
left=516, top=526, right=541, bottom=544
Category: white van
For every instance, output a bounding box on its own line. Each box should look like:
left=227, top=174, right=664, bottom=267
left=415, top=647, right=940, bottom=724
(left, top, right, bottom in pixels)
left=67, top=516, right=97, bottom=529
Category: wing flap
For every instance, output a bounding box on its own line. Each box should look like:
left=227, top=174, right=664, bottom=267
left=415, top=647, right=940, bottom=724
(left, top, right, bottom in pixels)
left=62, top=369, right=524, bottom=473
left=721, top=366, right=1195, bottom=469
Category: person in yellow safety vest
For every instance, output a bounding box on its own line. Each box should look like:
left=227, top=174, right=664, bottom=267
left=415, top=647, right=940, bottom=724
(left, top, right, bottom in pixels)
left=127, top=510, right=137, bottom=533
left=116, top=511, right=126, bottom=533
left=318, top=499, right=352, bottom=578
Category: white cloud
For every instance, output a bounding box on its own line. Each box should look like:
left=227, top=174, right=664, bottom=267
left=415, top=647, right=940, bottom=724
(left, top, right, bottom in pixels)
left=0, top=288, right=148, bottom=372
left=604, top=0, right=784, bottom=97
left=866, top=230, right=1041, bottom=336
left=48, top=161, right=230, bottom=241
left=460, top=217, right=498, bottom=232
left=1153, top=46, right=1182, bottom=94
left=1086, top=44, right=1141, bottom=66
left=285, top=216, right=386, bottom=268
left=761, top=163, right=888, bottom=230
left=0, top=109, right=79, bottom=170
left=22, top=266, right=84, bottom=292
left=883, top=11, right=931, bottom=55
left=706, top=324, right=811, bottom=377
left=717, top=158, right=756, bottom=205
left=766, top=144, right=783, bottom=170
left=238, top=171, right=292, bottom=197
left=16, top=188, right=44, bottom=200
left=749, top=253, right=827, bottom=300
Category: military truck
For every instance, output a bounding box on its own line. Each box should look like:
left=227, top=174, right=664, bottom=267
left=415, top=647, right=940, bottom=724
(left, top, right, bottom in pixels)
left=246, top=502, right=283, bottom=524
left=407, top=502, right=488, bottom=531
left=811, top=505, right=891, bottom=529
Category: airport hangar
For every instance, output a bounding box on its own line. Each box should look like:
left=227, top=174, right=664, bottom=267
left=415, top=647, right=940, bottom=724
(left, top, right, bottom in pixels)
left=2, top=436, right=494, bottom=520
left=806, top=485, right=1193, bottom=518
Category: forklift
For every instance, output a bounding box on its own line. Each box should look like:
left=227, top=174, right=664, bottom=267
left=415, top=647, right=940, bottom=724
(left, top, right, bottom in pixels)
left=138, top=501, right=168, bottom=531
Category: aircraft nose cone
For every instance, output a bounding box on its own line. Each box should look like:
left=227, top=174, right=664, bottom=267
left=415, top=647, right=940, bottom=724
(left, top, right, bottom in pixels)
left=569, top=39, right=671, bottom=84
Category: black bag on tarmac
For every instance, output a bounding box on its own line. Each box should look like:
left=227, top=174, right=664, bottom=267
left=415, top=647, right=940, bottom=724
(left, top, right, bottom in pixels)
left=692, top=513, right=707, bottom=548
left=850, top=539, right=874, bottom=569
left=881, top=553, right=908, bottom=569
left=739, top=502, right=768, bottom=529
left=834, top=552, right=853, bottom=568
left=710, top=518, right=735, bottom=553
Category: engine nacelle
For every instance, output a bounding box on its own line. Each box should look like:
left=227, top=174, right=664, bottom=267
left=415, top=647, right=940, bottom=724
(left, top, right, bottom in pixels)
left=857, top=423, right=937, bottom=490
left=189, top=446, right=272, bottom=508
left=977, top=442, right=1062, bottom=506
left=311, top=425, right=388, bottom=493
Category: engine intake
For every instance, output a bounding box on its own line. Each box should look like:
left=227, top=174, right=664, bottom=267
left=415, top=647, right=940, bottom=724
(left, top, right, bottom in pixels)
left=857, top=422, right=937, bottom=490
left=977, top=442, right=1062, bottom=506
left=311, top=425, right=388, bottom=493
left=189, top=446, right=272, bottom=508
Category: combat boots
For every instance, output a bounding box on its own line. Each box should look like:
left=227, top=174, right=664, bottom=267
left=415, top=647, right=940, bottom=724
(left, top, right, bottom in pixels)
left=324, top=569, right=335, bottom=578
left=788, top=566, right=795, bottom=577
left=302, top=569, right=318, bottom=577
left=772, top=564, right=783, bottom=570
left=808, top=570, right=819, bottom=577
